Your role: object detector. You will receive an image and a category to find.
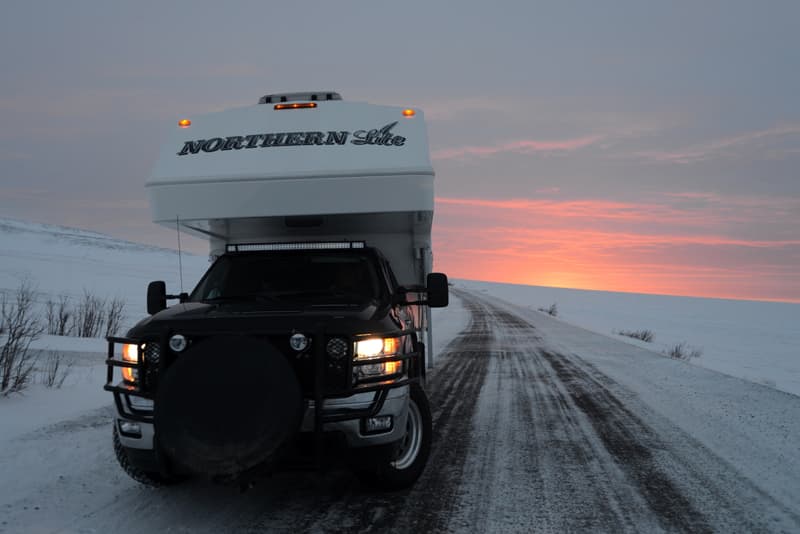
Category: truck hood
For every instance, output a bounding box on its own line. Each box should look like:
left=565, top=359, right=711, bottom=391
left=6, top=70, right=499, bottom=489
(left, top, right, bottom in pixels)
left=126, top=301, right=396, bottom=339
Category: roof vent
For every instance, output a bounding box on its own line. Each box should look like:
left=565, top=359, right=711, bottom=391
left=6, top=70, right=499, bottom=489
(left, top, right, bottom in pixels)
left=259, top=91, right=342, bottom=104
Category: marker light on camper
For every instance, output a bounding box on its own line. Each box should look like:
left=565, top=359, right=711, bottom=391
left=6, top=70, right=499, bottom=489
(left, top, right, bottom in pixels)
left=274, top=102, right=318, bottom=110
left=178, top=119, right=191, bottom=128
left=402, top=108, right=416, bottom=117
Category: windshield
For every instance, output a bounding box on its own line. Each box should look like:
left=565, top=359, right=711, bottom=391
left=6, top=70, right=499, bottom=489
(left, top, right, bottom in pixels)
left=190, top=251, right=385, bottom=307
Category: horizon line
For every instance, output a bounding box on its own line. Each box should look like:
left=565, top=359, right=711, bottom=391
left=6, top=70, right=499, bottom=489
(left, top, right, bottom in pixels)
left=453, top=276, right=800, bottom=306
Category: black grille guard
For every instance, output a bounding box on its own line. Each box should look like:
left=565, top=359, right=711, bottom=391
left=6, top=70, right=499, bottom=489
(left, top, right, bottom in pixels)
left=105, top=326, right=422, bottom=442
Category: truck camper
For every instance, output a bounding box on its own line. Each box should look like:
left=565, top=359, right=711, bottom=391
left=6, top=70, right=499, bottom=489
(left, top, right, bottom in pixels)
left=104, top=91, right=449, bottom=489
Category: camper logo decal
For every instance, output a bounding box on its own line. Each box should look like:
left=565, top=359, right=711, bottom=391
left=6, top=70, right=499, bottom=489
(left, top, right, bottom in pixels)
left=177, top=122, right=406, bottom=156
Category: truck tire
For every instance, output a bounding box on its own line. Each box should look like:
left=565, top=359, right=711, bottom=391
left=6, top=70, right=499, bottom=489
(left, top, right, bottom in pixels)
left=113, top=426, right=183, bottom=487
left=358, top=383, right=432, bottom=490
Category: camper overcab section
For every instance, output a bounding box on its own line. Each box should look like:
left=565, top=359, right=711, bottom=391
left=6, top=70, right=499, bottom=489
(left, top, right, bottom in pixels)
left=104, top=92, right=448, bottom=490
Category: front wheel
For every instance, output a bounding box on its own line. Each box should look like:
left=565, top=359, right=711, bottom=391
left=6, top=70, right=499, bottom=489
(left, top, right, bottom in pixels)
left=357, top=384, right=432, bottom=490
left=113, top=426, right=184, bottom=487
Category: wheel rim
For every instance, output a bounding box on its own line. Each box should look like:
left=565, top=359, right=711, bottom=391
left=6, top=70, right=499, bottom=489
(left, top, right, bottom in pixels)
left=392, top=398, right=423, bottom=470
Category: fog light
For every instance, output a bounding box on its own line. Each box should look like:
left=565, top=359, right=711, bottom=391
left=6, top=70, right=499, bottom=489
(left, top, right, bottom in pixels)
left=119, top=421, right=142, bottom=437
left=169, top=334, right=187, bottom=352
left=363, top=415, right=393, bottom=434
left=326, top=337, right=348, bottom=359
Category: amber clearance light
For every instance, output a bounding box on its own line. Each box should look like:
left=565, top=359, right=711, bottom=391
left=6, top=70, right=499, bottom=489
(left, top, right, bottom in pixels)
left=402, top=108, right=416, bottom=117
left=178, top=119, right=192, bottom=128
left=274, top=102, right=318, bottom=110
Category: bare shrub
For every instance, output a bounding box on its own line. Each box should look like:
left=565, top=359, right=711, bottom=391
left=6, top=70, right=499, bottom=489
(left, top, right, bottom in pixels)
left=538, top=303, right=558, bottom=317
left=45, top=299, right=56, bottom=334
left=618, top=329, right=655, bottom=343
left=41, top=352, right=74, bottom=388
left=45, top=291, right=126, bottom=339
left=104, top=297, right=126, bottom=337
left=72, top=290, right=106, bottom=338
left=1, top=281, right=44, bottom=394
left=46, top=294, right=74, bottom=336
left=666, top=342, right=703, bottom=361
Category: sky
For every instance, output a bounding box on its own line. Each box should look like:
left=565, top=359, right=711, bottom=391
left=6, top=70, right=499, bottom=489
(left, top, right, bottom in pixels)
left=1, top=0, right=799, bottom=302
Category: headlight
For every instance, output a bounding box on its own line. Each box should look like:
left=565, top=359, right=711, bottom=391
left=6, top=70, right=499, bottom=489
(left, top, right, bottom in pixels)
left=121, top=343, right=141, bottom=383
left=354, top=337, right=402, bottom=379
left=354, top=337, right=399, bottom=360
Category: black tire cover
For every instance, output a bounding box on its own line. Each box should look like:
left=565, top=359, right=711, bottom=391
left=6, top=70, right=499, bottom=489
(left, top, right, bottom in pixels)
left=154, top=335, right=303, bottom=476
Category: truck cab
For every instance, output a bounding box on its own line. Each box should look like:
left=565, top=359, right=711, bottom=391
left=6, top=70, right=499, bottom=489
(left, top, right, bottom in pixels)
left=105, top=91, right=448, bottom=489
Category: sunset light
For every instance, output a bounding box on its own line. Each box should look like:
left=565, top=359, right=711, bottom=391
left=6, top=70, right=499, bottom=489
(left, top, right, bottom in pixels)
left=433, top=196, right=800, bottom=303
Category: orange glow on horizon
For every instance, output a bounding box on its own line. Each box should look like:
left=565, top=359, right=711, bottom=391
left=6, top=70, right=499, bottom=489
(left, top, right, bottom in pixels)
left=432, top=196, right=800, bottom=303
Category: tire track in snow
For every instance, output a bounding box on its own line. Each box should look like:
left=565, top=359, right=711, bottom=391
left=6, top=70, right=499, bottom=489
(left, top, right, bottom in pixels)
left=462, top=293, right=799, bottom=533
left=298, top=293, right=495, bottom=533
left=445, top=297, right=646, bottom=533
left=539, top=350, right=710, bottom=532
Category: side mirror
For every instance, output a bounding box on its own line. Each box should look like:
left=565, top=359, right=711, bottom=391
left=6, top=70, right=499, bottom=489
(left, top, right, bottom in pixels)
left=426, top=272, right=449, bottom=308
left=147, top=281, right=167, bottom=315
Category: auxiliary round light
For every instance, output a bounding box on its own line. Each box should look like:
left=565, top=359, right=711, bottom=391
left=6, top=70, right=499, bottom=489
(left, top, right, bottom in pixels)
left=169, top=334, right=188, bottom=352
left=326, top=337, right=348, bottom=360
left=290, top=333, right=309, bottom=352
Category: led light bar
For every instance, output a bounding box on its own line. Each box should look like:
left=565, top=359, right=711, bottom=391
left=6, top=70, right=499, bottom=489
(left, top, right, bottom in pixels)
left=226, top=241, right=366, bottom=252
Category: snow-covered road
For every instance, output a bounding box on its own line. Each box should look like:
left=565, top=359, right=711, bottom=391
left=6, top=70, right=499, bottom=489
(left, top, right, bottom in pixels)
left=2, top=289, right=799, bottom=533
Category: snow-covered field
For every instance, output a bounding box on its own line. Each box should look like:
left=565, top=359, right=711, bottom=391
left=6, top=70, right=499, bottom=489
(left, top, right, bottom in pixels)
left=461, top=279, right=800, bottom=397
left=1, top=218, right=799, bottom=531
left=0, top=217, right=208, bottom=329
left=0, top=219, right=204, bottom=442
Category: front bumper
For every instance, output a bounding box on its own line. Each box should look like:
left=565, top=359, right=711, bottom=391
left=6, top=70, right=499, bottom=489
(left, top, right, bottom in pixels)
left=116, top=386, right=409, bottom=451
left=300, top=386, right=409, bottom=447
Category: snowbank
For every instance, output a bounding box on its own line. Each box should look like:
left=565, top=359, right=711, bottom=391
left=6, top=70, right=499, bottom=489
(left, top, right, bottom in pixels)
left=459, top=279, right=800, bottom=396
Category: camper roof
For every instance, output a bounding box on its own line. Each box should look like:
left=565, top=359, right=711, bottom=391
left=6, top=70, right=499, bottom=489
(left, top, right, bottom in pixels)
left=147, top=93, right=433, bottom=231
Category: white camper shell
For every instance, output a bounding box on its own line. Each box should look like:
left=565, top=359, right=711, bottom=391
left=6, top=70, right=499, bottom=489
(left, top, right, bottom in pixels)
left=147, top=92, right=435, bottom=289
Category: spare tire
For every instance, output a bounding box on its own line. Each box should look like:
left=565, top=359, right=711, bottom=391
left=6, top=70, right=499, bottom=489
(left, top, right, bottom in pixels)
left=154, top=335, right=303, bottom=476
